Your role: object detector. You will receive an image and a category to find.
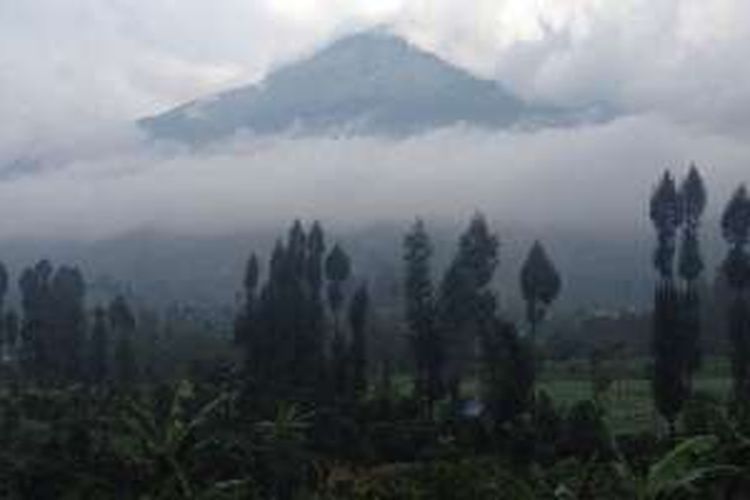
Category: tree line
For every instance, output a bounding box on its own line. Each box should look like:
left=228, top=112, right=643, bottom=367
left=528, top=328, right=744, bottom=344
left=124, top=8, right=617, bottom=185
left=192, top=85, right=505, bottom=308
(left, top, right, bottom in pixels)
left=650, top=166, right=750, bottom=433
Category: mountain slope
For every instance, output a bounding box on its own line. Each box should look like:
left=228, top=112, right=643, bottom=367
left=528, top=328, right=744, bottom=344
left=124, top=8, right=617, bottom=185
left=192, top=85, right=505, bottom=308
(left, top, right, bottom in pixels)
left=140, top=31, right=605, bottom=143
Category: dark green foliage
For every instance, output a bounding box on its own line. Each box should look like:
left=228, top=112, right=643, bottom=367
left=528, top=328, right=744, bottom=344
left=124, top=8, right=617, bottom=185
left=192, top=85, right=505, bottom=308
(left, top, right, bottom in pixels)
left=650, top=172, right=683, bottom=279
left=479, top=318, right=534, bottom=428
left=722, top=185, right=750, bottom=247
left=650, top=167, right=708, bottom=433
left=326, top=242, right=353, bottom=401
left=110, top=295, right=137, bottom=387
left=678, top=228, right=704, bottom=283
left=326, top=243, right=352, bottom=317
left=721, top=184, right=750, bottom=411
left=520, top=241, right=562, bottom=338
left=0, top=262, right=8, bottom=353
left=52, top=266, right=87, bottom=382
left=438, top=213, right=499, bottom=400
left=234, top=253, right=259, bottom=348
left=3, top=310, right=19, bottom=361
left=562, top=400, right=614, bottom=461
left=681, top=165, right=707, bottom=226
left=235, top=222, right=358, bottom=405
left=404, top=219, right=443, bottom=414
left=89, top=307, right=109, bottom=385
left=652, top=284, right=688, bottom=433
left=533, top=390, right=562, bottom=464
left=17, top=261, right=88, bottom=384
left=348, top=283, right=369, bottom=400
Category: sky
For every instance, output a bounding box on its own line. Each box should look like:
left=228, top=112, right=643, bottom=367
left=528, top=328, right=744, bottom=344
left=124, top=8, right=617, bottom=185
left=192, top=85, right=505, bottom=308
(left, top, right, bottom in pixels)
left=0, top=1, right=749, bottom=239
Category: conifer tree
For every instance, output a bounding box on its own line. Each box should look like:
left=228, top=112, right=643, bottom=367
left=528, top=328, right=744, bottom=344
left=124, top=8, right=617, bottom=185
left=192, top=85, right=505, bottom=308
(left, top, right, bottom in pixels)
left=3, top=311, right=18, bottom=364
left=348, top=283, right=369, bottom=400
left=678, top=166, right=707, bottom=382
left=721, top=185, right=750, bottom=408
left=110, top=295, right=137, bottom=388
left=326, top=244, right=351, bottom=330
left=404, top=219, right=443, bottom=415
left=51, top=266, right=87, bottom=382
left=650, top=171, right=687, bottom=434
left=438, top=213, right=498, bottom=401
left=520, top=241, right=562, bottom=341
left=326, top=244, right=352, bottom=399
left=234, top=253, right=259, bottom=349
left=0, top=262, right=7, bottom=359
left=479, top=318, right=534, bottom=429
left=89, top=306, right=109, bottom=385
left=19, top=260, right=53, bottom=382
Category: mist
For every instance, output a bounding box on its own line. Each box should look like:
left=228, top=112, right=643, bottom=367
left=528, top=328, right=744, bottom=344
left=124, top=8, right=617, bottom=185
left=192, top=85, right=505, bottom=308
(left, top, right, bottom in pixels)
left=0, top=114, right=744, bottom=241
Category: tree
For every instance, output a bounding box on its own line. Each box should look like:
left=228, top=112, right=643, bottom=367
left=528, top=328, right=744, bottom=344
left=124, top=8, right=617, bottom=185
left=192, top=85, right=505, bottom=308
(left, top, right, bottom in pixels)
left=237, top=222, right=344, bottom=405
left=348, top=283, right=369, bottom=400
left=0, top=262, right=7, bottom=360
left=678, top=166, right=707, bottom=386
left=479, top=318, right=534, bottom=429
left=650, top=172, right=683, bottom=280
left=110, top=295, right=137, bottom=388
left=721, top=185, right=750, bottom=410
left=18, top=260, right=54, bottom=382
left=520, top=241, right=562, bottom=341
left=326, top=243, right=352, bottom=399
left=404, top=219, right=443, bottom=415
left=234, top=253, right=259, bottom=352
left=438, top=213, right=499, bottom=401
left=3, top=311, right=19, bottom=364
left=51, top=266, right=87, bottom=382
left=89, top=306, right=109, bottom=385
left=650, top=171, right=688, bottom=434
left=325, top=244, right=351, bottom=331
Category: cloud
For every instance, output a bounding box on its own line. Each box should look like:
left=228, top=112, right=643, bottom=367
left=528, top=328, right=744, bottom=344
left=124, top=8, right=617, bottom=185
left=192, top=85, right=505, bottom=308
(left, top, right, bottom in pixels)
left=4, top=0, right=750, bottom=146
left=0, top=114, right=744, bottom=240
left=0, top=1, right=749, bottom=242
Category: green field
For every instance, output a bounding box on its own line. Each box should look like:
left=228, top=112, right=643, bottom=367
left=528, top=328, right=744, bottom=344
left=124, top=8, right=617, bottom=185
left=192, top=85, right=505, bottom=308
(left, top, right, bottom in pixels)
left=539, top=356, right=733, bottom=433
left=540, top=377, right=731, bottom=434
left=394, top=356, right=733, bottom=434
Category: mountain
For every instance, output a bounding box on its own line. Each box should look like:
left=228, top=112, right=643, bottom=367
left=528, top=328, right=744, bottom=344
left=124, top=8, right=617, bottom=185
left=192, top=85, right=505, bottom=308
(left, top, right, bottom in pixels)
left=140, top=31, right=611, bottom=144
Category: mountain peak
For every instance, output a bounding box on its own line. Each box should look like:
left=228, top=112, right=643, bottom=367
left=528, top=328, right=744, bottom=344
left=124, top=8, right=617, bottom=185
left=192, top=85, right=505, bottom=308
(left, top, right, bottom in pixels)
left=139, top=30, right=601, bottom=144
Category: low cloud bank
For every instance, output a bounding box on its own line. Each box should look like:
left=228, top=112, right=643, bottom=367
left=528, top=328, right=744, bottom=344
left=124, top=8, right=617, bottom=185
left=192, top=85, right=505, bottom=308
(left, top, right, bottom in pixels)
left=0, top=114, right=746, bottom=241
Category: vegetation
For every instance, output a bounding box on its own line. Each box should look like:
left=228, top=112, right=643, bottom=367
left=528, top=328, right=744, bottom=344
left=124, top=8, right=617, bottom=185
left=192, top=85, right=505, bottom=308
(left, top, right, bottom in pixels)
left=1, top=166, right=750, bottom=498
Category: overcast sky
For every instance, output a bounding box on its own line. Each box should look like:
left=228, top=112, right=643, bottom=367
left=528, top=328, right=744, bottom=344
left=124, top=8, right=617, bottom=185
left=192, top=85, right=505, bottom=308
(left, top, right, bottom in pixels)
left=0, top=1, right=749, bottom=239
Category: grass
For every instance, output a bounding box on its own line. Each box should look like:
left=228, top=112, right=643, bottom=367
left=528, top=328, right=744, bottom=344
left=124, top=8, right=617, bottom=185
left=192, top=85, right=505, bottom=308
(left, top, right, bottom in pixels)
left=540, top=356, right=733, bottom=433
left=394, top=356, right=734, bottom=435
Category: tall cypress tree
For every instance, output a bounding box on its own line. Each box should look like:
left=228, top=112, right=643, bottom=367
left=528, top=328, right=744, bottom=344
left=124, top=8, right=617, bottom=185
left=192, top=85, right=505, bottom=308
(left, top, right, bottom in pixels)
left=19, top=260, right=53, bottom=382
left=235, top=253, right=259, bottom=360
left=306, top=222, right=327, bottom=395
left=650, top=171, right=686, bottom=434
left=438, top=213, right=499, bottom=402
left=326, top=244, right=352, bottom=400
left=4, top=311, right=18, bottom=365
left=721, top=185, right=750, bottom=410
left=89, top=306, right=109, bottom=385
left=479, top=318, right=534, bottom=429
left=238, top=222, right=339, bottom=404
left=0, top=262, right=7, bottom=362
left=348, top=283, right=369, bottom=401
left=678, top=166, right=707, bottom=386
left=520, top=241, right=562, bottom=341
left=51, top=266, right=87, bottom=382
left=110, top=296, right=137, bottom=388
left=404, top=219, right=443, bottom=415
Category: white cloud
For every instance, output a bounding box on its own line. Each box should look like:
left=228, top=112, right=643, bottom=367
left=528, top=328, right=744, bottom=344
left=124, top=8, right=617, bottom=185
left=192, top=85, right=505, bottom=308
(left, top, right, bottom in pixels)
left=0, top=114, right=744, bottom=240
left=0, top=1, right=749, bottom=241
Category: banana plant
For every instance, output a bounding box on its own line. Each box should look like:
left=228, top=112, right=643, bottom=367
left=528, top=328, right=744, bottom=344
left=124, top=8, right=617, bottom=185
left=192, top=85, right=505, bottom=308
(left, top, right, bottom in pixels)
left=614, top=435, right=739, bottom=499
left=117, top=380, right=252, bottom=499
